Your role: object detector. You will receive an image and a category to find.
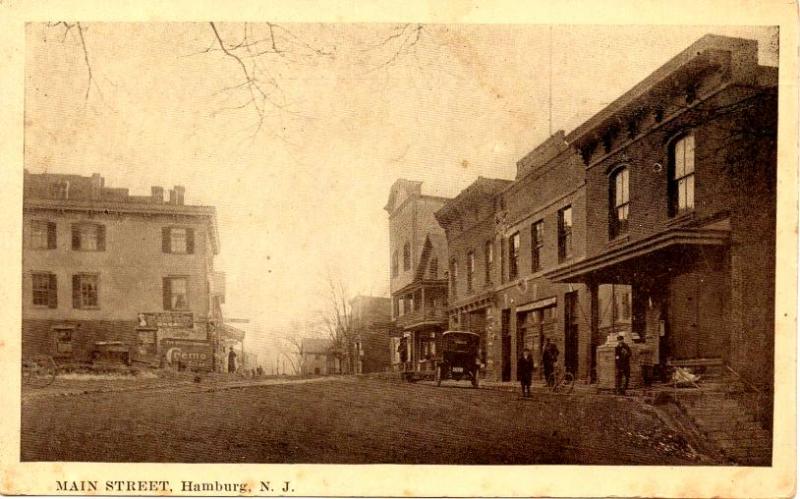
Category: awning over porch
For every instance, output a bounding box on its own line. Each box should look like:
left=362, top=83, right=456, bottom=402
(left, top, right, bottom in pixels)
left=545, top=227, right=730, bottom=283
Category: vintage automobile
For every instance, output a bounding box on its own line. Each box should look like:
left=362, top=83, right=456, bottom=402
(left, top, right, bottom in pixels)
left=435, top=330, right=482, bottom=388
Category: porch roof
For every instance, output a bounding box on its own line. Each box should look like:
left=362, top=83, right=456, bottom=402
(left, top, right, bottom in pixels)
left=544, top=227, right=730, bottom=283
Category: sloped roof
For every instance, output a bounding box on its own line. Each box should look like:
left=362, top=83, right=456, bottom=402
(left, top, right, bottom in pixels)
left=301, top=338, right=332, bottom=354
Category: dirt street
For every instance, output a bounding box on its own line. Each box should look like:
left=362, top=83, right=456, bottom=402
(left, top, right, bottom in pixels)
left=21, top=377, right=710, bottom=464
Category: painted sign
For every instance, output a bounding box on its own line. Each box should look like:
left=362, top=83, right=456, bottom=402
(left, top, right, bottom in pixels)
left=139, top=312, right=194, bottom=329
left=138, top=312, right=206, bottom=341
left=161, top=339, right=213, bottom=371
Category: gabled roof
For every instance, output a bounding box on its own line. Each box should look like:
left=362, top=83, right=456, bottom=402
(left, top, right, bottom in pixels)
left=414, top=233, right=447, bottom=280
left=301, top=338, right=332, bottom=354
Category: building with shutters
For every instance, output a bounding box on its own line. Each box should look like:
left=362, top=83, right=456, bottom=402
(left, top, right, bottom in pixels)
left=22, top=170, right=226, bottom=369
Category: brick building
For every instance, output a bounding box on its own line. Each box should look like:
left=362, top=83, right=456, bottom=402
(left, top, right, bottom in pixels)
left=22, top=171, right=226, bottom=371
left=349, top=295, right=392, bottom=374
left=384, top=179, right=450, bottom=373
left=434, top=177, right=511, bottom=380
left=546, top=35, right=778, bottom=389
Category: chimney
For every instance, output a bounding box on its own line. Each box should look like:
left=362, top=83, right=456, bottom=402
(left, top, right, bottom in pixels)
left=174, top=185, right=185, bottom=206
left=168, top=189, right=176, bottom=205
left=90, top=173, right=103, bottom=199
left=151, top=186, right=164, bottom=203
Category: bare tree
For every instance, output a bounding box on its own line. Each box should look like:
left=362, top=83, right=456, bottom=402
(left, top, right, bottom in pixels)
left=41, top=22, right=427, bottom=138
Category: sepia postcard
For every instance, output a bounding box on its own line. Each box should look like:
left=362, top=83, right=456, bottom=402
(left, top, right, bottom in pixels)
left=0, top=1, right=797, bottom=498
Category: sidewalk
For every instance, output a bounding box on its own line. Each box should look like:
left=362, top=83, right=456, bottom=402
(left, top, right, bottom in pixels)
left=22, top=372, right=341, bottom=401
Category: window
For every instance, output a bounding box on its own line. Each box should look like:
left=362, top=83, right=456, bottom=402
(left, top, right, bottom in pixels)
left=610, top=167, right=630, bottom=238
left=531, top=221, right=544, bottom=272
left=509, top=232, right=520, bottom=280
left=72, top=274, right=98, bottom=309
left=170, top=228, right=187, bottom=253
left=30, top=220, right=57, bottom=250
left=391, top=250, right=399, bottom=278
left=449, top=258, right=458, bottom=298
left=484, top=240, right=493, bottom=284
left=558, top=206, right=573, bottom=262
left=162, top=227, right=194, bottom=254
left=466, top=250, right=475, bottom=292
left=32, top=272, right=57, bottom=308
left=429, top=257, right=438, bottom=278
left=403, top=242, right=411, bottom=271
left=163, top=277, right=189, bottom=310
left=72, top=223, right=105, bottom=251
left=670, top=134, right=695, bottom=215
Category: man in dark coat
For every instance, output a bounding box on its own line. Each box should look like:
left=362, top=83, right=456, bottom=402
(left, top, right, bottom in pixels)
left=615, top=335, right=632, bottom=395
left=517, top=348, right=534, bottom=397
left=542, top=338, right=559, bottom=386
left=227, top=347, right=237, bottom=374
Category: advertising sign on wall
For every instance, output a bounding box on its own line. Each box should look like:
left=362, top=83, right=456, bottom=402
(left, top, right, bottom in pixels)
left=138, top=312, right=206, bottom=340
left=161, top=338, right=213, bottom=371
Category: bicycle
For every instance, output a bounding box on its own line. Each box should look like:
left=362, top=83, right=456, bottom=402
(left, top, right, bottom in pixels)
left=21, top=355, right=57, bottom=388
left=547, top=363, right=574, bottom=394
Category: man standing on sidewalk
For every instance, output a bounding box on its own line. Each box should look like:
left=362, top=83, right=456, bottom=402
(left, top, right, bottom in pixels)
left=614, top=335, right=632, bottom=395
left=228, top=347, right=237, bottom=374
left=517, top=348, right=534, bottom=397
left=542, top=338, right=559, bottom=387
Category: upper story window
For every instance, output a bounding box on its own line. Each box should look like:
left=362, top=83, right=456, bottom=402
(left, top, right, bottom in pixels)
left=391, top=250, right=399, bottom=278
left=558, top=206, right=573, bottom=262
left=162, top=227, right=194, bottom=254
left=531, top=220, right=544, bottom=272
left=610, top=166, right=630, bottom=238
left=449, top=258, right=458, bottom=298
left=72, top=274, right=99, bottom=309
left=429, top=257, right=438, bottom=278
left=32, top=272, right=57, bottom=308
left=163, top=276, right=189, bottom=310
left=484, top=240, right=493, bottom=284
left=403, top=242, right=411, bottom=271
left=508, top=232, right=520, bottom=281
left=466, top=250, right=475, bottom=293
left=670, top=134, right=695, bottom=216
left=71, top=223, right=105, bottom=251
left=30, top=220, right=56, bottom=250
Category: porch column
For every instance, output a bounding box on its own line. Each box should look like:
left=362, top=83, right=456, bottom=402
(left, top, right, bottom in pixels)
left=589, top=280, right=599, bottom=383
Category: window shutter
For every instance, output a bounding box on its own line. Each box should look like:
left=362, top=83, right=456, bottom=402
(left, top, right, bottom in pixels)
left=163, top=277, right=171, bottom=310
left=186, top=228, right=195, bottom=254
left=48, top=274, right=58, bottom=309
left=162, top=227, right=171, bottom=253
left=47, top=222, right=57, bottom=249
left=71, top=225, right=80, bottom=250
left=72, top=275, right=80, bottom=309
left=97, top=225, right=106, bottom=251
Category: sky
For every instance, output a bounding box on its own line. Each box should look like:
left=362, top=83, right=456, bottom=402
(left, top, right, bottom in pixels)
left=24, top=23, right=777, bottom=368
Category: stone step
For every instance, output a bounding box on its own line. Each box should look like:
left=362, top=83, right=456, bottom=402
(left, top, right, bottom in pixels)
left=686, top=403, right=745, bottom=413
left=723, top=448, right=773, bottom=461
left=707, top=426, right=770, bottom=438
left=704, top=421, right=766, bottom=433
left=713, top=438, right=772, bottom=450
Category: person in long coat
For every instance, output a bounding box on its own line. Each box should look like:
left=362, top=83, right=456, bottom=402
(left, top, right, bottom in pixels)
left=542, top=338, right=559, bottom=386
left=517, top=348, right=534, bottom=397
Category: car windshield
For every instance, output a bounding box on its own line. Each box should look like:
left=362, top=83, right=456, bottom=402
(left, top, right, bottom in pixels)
left=444, top=334, right=478, bottom=352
